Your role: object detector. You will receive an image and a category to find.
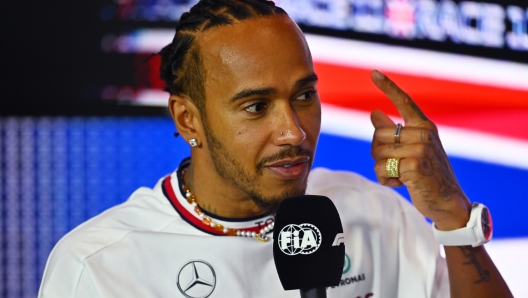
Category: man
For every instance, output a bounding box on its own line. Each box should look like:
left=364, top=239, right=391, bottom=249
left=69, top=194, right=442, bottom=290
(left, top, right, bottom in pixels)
left=39, top=0, right=512, bottom=297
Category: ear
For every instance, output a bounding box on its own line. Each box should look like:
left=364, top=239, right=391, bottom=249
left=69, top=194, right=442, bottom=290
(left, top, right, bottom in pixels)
left=169, top=94, right=204, bottom=147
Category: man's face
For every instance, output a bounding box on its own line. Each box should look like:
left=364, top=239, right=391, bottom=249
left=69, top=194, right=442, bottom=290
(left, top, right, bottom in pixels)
left=197, top=15, right=321, bottom=212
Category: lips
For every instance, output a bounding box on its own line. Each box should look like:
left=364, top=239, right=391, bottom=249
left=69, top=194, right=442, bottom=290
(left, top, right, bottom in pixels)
left=265, top=157, right=310, bottom=180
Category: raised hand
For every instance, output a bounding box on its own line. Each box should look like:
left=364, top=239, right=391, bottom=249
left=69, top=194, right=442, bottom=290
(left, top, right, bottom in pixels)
left=369, top=70, right=471, bottom=231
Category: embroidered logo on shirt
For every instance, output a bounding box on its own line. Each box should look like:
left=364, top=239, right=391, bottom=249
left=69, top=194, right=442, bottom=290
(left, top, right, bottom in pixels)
left=177, top=260, right=216, bottom=298
left=328, top=253, right=368, bottom=290
left=343, top=253, right=351, bottom=274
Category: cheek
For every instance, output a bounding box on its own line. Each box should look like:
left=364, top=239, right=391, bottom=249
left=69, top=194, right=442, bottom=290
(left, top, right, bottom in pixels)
left=303, top=104, right=322, bottom=140
left=219, top=117, right=267, bottom=155
left=233, top=125, right=268, bottom=148
left=206, top=104, right=268, bottom=154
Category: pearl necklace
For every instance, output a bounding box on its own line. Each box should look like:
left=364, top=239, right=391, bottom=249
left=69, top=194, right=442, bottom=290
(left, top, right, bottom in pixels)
left=181, top=168, right=274, bottom=242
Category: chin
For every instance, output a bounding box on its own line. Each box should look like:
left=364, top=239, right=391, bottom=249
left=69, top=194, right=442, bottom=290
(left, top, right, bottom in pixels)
left=251, top=184, right=307, bottom=215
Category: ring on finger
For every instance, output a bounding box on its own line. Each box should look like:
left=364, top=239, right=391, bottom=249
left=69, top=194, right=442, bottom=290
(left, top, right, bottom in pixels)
left=386, top=158, right=400, bottom=178
left=394, top=123, right=402, bottom=144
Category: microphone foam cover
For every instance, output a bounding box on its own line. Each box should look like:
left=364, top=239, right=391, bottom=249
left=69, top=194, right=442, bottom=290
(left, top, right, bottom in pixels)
left=273, top=195, right=345, bottom=290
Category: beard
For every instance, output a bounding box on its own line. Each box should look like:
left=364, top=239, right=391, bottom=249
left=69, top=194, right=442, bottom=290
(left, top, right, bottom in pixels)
left=203, top=120, right=312, bottom=215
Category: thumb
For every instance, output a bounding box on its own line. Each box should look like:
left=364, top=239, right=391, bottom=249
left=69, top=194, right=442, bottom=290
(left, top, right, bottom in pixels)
left=370, top=109, right=395, bottom=129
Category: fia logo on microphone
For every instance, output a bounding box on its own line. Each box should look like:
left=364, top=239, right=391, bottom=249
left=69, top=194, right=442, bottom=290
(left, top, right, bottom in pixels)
left=278, top=223, right=321, bottom=255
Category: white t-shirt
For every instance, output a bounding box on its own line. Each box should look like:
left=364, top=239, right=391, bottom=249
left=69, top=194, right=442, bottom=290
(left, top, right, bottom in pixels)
left=39, top=160, right=449, bottom=298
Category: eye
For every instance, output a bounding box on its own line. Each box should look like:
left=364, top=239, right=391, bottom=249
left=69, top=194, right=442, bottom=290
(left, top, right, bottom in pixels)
left=296, top=90, right=317, bottom=101
left=244, top=102, right=268, bottom=114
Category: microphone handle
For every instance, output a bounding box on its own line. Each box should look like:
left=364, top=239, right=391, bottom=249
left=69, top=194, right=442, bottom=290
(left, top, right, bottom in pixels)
left=300, top=288, right=327, bottom=298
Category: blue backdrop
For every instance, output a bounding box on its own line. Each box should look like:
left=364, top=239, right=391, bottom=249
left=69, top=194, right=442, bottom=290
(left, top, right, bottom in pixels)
left=1, top=116, right=526, bottom=297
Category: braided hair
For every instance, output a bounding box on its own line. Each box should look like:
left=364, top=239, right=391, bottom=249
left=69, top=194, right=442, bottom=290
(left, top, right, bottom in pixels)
left=159, top=0, right=287, bottom=116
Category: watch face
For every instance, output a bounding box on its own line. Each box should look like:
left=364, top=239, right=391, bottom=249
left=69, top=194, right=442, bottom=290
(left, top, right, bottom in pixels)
left=481, top=208, right=493, bottom=241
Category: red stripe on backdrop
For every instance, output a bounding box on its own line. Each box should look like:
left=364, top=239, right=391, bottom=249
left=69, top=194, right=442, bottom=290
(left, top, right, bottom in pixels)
left=314, top=62, right=528, bottom=141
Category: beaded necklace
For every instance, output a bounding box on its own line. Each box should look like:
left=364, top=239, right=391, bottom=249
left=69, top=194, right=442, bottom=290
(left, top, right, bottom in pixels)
left=181, top=168, right=273, bottom=242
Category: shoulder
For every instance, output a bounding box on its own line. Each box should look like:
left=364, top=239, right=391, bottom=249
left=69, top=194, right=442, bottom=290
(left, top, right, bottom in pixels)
left=57, top=184, right=174, bottom=254
left=39, top=182, right=176, bottom=297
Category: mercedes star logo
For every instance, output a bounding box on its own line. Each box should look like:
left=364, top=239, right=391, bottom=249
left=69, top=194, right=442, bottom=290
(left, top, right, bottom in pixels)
left=177, top=260, right=216, bottom=298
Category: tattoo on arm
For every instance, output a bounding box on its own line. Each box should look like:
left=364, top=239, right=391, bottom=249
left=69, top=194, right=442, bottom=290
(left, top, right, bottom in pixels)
left=459, top=246, right=491, bottom=284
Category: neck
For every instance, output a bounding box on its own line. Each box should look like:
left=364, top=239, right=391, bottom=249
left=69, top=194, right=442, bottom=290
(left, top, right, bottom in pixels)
left=183, top=159, right=268, bottom=219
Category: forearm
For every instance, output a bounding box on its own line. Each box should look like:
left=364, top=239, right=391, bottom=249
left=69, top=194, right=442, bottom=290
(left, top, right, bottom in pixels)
left=444, top=245, right=512, bottom=298
left=367, top=72, right=513, bottom=297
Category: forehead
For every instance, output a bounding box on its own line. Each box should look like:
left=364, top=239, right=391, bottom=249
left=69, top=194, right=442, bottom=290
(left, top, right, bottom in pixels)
left=196, top=15, right=314, bottom=98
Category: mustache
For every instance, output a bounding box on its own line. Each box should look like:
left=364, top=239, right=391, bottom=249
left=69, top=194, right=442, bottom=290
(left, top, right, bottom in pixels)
left=256, top=146, right=313, bottom=171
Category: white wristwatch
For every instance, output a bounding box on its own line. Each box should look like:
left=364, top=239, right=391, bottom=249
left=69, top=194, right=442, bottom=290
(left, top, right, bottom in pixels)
left=433, top=202, right=493, bottom=247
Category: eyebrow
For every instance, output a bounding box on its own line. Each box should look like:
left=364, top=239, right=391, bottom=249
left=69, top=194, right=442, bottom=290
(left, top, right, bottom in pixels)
left=229, top=73, right=319, bottom=103
left=294, top=73, right=318, bottom=90
left=230, top=87, right=275, bottom=103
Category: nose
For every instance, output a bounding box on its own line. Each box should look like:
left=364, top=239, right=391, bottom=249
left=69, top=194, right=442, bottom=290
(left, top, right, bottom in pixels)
left=273, top=105, right=306, bottom=146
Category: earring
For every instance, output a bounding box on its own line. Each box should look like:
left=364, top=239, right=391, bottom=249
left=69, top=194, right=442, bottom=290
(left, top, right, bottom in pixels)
left=189, top=138, right=198, bottom=147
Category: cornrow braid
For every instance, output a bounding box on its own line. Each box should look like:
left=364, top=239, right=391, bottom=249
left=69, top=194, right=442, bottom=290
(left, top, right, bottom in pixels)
left=159, top=0, right=287, bottom=117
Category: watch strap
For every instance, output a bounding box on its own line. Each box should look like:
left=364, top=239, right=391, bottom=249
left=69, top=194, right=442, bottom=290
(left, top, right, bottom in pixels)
left=433, top=203, right=491, bottom=247
left=433, top=225, right=480, bottom=246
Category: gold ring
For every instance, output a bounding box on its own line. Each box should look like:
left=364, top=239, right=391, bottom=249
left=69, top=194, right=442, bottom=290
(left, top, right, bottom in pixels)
left=386, top=158, right=400, bottom=178
left=395, top=123, right=402, bottom=144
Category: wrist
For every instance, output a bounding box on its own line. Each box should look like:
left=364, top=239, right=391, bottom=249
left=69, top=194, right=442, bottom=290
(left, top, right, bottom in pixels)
left=434, top=214, right=469, bottom=231
left=433, top=202, right=493, bottom=247
left=433, top=203, right=471, bottom=231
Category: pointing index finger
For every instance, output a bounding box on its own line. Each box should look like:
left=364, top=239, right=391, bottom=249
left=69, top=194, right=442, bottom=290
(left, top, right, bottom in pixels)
left=371, top=70, right=429, bottom=127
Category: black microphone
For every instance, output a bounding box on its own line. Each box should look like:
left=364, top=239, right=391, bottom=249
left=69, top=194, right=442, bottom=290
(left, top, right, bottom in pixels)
left=273, top=195, right=345, bottom=298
